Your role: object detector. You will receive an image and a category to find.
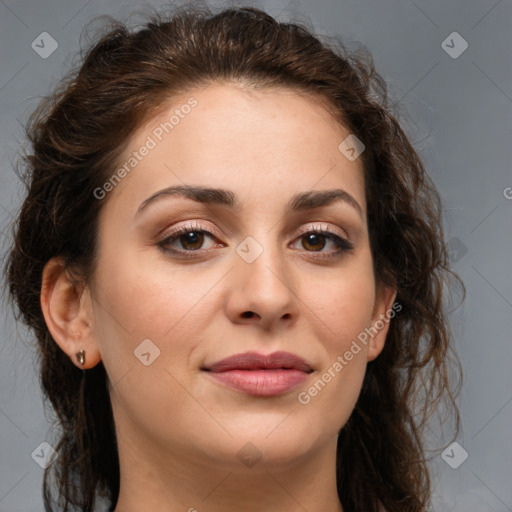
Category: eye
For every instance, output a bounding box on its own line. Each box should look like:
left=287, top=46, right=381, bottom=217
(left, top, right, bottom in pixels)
left=157, top=222, right=354, bottom=260
left=290, top=225, right=354, bottom=259
left=157, top=221, right=221, bottom=257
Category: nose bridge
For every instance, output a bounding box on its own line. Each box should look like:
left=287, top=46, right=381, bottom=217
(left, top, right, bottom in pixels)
left=232, top=229, right=297, bottom=316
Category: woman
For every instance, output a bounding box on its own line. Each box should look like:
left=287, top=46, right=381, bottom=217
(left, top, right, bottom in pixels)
left=5, top=4, right=463, bottom=511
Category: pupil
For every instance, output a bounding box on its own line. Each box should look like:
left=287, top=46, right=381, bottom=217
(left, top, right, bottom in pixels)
left=182, top=231, right=202, bottom=249
left=305, top=233, right=324, bottom=251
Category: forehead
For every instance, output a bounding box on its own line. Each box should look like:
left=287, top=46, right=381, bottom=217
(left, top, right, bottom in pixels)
left=100, top=82, right=366, bottom=219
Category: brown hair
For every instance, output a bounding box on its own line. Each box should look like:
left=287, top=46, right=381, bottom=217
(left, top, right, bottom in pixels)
left=4, top=4, right=463, bottom=511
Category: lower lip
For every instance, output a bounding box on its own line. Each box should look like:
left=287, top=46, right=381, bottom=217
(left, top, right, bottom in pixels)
left=205, top=369, right=310, bottom=396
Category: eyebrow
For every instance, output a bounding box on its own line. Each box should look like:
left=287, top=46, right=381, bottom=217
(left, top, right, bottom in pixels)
left=136, top=185, right=363, bottom=218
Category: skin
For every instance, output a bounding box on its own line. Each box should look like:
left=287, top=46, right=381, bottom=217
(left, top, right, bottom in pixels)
left=41, top=82, right=396, bottom=512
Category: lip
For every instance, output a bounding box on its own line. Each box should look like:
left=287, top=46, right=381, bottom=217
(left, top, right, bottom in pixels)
left=201, top=351, right=313, bottom=397
left=204, top=351, right=313, bottom=373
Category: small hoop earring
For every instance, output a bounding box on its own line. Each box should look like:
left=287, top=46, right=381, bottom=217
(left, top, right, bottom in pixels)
left=76, top=349, right=86, bottom=366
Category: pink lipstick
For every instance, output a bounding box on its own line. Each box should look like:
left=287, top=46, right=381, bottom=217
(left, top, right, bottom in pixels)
left=202, top=351, right=313, bottom=396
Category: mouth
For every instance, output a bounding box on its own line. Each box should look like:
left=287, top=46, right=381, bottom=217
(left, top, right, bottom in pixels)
left=202, top=350, right=314, bottom=373
left=201, top=351, right=314, bottom=397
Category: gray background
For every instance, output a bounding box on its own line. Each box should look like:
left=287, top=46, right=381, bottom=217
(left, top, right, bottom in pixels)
left=0, top=0, right=511, bottom=511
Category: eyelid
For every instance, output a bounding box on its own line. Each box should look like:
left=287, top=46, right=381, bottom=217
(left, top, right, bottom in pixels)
left=294, top=222, right=349, bottom=242
left=156, top=220, right=354, bottom=257
left=157, top=220, right=351, bottom=242
left=155, top=221, right=213, bottom=244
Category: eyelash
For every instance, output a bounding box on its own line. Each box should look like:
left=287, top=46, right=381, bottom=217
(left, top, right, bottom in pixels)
left=157, top=221, right=354, bottom=260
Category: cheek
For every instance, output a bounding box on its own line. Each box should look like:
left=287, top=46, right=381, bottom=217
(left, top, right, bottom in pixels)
left=91, top=246, right=224, bottom=382
left=94, top=242, right=206, bottom=334
left=90, top=252, right=213, bottom=418
left=308, top=256, right=376, bottom=348
left=296, top=278, right=374, bottom=432
left=296, top=253, right=375, bottom=416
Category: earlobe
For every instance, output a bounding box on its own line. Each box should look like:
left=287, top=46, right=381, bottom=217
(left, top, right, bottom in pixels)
left=366, top=284, right=398, bottom=362
left=40, top=257, right=101, bottom=369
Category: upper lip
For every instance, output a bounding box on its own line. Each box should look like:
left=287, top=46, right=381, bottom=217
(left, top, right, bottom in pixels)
left=202, top=351, right=313, bottom=373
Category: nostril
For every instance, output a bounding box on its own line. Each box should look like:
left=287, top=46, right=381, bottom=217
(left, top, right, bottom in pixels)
left=242, top=311, right=254, bottom=318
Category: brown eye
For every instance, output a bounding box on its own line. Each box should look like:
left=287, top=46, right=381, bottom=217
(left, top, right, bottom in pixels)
left=157, top=221, right=221, bottom=257
left=178, top=231, right=205, bottom=250
left=161, top=229, right=216, bottom=252
left=290, top=227, right=354, bottom=258
left=301, top=232, right=327, bottom=251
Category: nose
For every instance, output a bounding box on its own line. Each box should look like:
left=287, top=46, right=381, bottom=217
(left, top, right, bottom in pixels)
left=224, top=235, right=300, bottom=331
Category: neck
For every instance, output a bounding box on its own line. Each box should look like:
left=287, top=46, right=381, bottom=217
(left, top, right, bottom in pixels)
left=113, top=431, right=344, bottom=512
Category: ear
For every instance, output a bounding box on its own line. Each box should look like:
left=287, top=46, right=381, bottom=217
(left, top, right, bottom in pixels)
left=40, top=257, right=102, bottom=369
left=366, top=283, right=398, bottom=362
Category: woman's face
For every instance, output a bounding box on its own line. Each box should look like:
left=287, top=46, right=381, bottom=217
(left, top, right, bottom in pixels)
left=82, top=83, right=395, bottom=472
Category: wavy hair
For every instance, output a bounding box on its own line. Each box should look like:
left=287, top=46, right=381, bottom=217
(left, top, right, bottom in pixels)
left=4, top=4, right=463, bottom=511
